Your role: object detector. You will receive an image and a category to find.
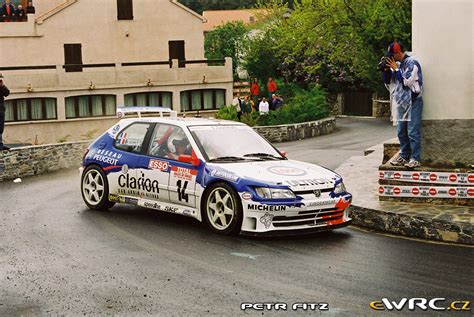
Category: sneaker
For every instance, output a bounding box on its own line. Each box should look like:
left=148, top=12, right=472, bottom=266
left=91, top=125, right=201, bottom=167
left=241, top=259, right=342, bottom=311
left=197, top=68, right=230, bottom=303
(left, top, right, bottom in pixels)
left=405, top=159, right=421, bottom=168
left=390, top=156, right=408, bottom=166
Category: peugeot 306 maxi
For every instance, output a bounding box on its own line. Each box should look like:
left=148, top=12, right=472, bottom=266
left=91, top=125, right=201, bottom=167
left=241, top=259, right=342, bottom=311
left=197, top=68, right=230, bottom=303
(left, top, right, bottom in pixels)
left=80, top=107, right=352, bottom=236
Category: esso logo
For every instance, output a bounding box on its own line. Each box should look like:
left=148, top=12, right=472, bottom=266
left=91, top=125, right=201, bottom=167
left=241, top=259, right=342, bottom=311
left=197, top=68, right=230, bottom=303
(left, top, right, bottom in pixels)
left=393, top=187, right=401, bottom=195
left=468, top=188, right=474, bottom=197
left=412, top=188, right=420, bottom=195
left=468, top=175, right=474, bottom=183
left=267, top=166, right=307, bottom=176
left=394, top=173, right=401, bottom=179
left=412, top=173, right=420, bottom=180
left=379, top=186, right=385, bottom=194
left=449, top=174, right=457, bottom=182
left=448, top=188, right=457, bottom=196
left=241, top=192, right=252, bottom=200
left=148, top=160, right=169, bottom=171
left=429, top=188, right=437, bottom=196
left=429, top=174, right=437, bottom=181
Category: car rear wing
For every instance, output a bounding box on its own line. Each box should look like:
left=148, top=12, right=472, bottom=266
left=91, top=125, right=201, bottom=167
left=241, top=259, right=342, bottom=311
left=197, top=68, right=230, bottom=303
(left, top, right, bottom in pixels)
left=116, top=106, right=178, bottom=118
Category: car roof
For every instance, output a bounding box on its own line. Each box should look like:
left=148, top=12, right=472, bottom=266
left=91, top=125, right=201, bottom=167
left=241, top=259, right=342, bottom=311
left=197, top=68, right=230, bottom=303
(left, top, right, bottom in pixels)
left=118, top=117, right=246, bottom=128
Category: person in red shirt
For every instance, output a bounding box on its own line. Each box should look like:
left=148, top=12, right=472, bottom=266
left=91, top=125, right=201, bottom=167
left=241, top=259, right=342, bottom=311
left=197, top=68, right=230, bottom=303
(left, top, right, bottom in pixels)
left=250, top=78, right=260, bottom=108
left=1, top=0, right=15, bottom=22
left=267, top=77, right=277, bottom=100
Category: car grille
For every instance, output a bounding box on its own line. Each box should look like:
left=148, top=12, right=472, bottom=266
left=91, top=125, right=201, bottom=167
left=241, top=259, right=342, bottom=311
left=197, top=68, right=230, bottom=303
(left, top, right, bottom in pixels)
left=272, top=207, right=344, bottom=227
left=293, top=188, right=333, bottom=195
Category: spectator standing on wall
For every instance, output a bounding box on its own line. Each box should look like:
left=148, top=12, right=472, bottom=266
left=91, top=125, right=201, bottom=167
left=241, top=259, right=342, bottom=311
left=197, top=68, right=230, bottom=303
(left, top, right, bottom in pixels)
left=250, top=78, right=259, bottom=109
left=241, top=96, right=251, bottom=114
left=259, top=97, right=269, bottom=114
left=267, top=77, right=277, bottom=100
left=232, top=96, right=243, bottom=121
left=0, top=74, right=10, bottom=151
left=1, top=0, right=16, bottom=22
left=16, top=4, right=25, bottom=21
left=26, top=1, right=35, bottom=14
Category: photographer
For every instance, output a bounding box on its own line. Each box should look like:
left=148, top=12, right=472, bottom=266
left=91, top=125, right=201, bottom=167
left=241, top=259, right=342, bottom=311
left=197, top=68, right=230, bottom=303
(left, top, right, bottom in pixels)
left=0, top=74, right=10, bottom=151
left=381, top=42, right=423, bottom=168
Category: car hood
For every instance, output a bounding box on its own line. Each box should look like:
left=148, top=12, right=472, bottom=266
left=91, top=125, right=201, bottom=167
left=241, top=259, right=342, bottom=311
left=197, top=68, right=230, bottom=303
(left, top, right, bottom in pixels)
left=207, top=159, right=339, bottom=190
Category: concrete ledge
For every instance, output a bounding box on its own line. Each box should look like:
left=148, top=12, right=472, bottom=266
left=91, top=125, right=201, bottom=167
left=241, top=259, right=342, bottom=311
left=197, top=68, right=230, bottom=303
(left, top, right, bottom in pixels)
left=253, top=117, right=336, bottom=143
left=0, top=141, right=90, bottom=181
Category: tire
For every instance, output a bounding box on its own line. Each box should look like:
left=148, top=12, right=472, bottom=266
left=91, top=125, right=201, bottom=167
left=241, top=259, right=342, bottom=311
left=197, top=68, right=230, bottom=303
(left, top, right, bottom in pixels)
left=81, top=165, right=115, bottom=211
left=202, top=182, right=243, bottom=235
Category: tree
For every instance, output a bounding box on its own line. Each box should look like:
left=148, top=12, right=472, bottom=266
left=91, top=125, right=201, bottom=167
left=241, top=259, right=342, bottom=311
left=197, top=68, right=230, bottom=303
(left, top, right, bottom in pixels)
left=204, top=21, right=249, bottom=78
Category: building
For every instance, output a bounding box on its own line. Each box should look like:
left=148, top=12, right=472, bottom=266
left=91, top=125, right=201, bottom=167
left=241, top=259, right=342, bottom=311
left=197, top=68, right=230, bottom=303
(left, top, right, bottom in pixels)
left=202, top=9, right=266, bottom=33
left=0, top=0, right=233, bottom=144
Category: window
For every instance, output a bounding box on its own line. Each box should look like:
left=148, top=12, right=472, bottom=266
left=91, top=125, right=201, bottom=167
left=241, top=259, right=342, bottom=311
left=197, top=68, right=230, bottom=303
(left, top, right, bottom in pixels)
left=180, top=89, right=226, bottom=111
left=147, top=123, right=191, bottom=160
left=114, top=123, right=150, bottom=154
left=124, top=92, right=172, bottom=108
left=65, top=95, right=116, bottom=119
left=4, top=98, right=57, bottom=122
left=64, top=44, right=83, bottom=72
left=117, top=0, right=133, bottom=20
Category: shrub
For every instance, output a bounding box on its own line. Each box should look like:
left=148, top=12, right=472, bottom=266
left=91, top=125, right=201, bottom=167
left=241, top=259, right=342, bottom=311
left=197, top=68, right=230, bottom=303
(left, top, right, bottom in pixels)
left=216, top=105, right=238, bottom=121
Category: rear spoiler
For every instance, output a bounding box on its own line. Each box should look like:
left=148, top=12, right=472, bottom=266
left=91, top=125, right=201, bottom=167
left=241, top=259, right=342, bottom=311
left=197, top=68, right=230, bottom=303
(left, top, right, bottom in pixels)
left=116, top=106, right=178, bottom=118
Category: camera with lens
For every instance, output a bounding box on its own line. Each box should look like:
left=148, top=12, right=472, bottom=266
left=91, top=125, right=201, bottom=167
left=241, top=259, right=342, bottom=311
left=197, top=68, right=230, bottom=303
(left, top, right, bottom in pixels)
left=378, top=56, right=392, bottom=72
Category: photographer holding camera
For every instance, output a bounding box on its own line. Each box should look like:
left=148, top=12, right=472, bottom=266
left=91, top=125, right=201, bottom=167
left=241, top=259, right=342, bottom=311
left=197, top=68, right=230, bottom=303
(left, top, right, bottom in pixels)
left=0, top=74, right=10, bottom=151
left=381, top=42, right=423, bottom=168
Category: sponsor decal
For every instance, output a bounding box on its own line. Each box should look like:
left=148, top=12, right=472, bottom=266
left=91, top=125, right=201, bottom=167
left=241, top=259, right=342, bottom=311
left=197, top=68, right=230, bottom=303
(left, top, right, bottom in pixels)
left=259, top=213, right=274, bottom=229
left=117, top=111, right=124, bottom=118
left=313, top=189, right=321, bottom=197
left=248, top=204, right=287, bottom=212
left=118, top=172, right=159, bottom=193
left=125, top=197, right=138, bottom=205
left=121, top=164, right=129, bottom=174
left=112, top=124, right=121, bottom=133
left=148, top=159, right=169, bottom=172
left=370, top=298, right=470, bottom=312
left=307, top=199, right=335, bottom=207
left=286, top=178, right=331, bottom=186
left=210, top=169, right=239, bottom=182
left=267, top=166, right=307, bottom=176
left=108, top=194, right=120, bottom=202
left=379, top=185, right=473, bottom=199
left=380, top=171, right=474, bottom=185
left=171, top=165, right=197, bottom=180
left=241, top=192, right=252, bottom=200
left=182, top=209, right=193, bottom=216
left=143, top=201, right=179, bottom=213
left=91, top=149, right=122, bottom=165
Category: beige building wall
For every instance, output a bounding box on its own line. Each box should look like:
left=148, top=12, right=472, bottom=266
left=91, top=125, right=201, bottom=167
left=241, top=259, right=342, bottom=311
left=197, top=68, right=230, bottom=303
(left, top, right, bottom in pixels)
left=412, top=0, right=473, bottom=120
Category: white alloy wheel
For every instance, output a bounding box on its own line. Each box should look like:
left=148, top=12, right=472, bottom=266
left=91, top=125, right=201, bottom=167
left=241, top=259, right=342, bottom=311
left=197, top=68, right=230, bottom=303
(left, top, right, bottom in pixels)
left=82, top=169, right=105, bottom=206
left=206, top=187, right=236, bottom=231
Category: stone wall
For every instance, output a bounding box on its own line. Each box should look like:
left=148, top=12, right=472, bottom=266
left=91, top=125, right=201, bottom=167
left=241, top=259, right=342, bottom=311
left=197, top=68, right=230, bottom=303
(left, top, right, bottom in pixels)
left=0, top=141, right=90, bottom=181
left=253, top=117, right=336, bottom=143
left=372, top=99, right=390, bottom=118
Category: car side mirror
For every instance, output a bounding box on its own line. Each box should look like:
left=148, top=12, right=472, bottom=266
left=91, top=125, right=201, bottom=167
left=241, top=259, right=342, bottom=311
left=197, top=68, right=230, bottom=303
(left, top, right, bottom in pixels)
left=178, top=155, right=200, bottom=166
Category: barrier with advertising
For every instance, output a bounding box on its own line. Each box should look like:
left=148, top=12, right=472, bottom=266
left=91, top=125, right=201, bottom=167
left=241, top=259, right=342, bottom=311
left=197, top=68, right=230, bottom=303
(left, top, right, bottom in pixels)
left=379, top=171, right=474, bottom=185
left=379, top=185, right=474, bottom=199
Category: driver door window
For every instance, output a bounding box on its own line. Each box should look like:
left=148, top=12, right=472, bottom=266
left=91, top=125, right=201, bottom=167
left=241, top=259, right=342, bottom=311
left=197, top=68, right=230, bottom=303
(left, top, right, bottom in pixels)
left=147, top=124, right=192, bottom=160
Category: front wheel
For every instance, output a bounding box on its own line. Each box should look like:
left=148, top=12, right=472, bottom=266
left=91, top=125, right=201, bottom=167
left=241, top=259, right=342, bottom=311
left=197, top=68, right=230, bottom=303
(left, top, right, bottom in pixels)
left=202, top=182, right=242, bottom=235
left=81, top=165, right=115, bottom=210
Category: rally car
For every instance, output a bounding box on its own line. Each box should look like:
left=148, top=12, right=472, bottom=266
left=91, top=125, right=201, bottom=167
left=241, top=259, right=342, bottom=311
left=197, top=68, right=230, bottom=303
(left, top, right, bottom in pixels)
left=80, top=107, right=352, bottom=236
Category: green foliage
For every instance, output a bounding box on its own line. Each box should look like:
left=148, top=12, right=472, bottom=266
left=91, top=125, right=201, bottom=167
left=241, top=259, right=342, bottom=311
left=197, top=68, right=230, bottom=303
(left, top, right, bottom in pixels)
left=204, top=21, right=249, bottom=77
left=240, top=112, right=261, bottom=126
left=216, top=105, right=238, bottom=121
left=178, top=0, right=260, bottom=14
left=243, top=29, right=281, bottom=81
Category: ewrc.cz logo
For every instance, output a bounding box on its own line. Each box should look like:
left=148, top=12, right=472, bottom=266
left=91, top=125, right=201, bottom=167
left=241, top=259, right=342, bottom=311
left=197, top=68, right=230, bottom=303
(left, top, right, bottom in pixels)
left=370, top=298, right=470, bottom=311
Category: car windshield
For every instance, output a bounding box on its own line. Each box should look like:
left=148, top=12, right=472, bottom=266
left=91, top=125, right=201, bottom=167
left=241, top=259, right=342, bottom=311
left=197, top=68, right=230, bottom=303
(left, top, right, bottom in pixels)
left=188, top=125, right=284, bottom=162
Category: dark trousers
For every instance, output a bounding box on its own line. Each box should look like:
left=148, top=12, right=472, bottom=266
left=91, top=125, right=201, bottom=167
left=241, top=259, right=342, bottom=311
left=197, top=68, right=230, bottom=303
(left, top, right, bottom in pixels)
left=0, top=111, right=4, bottom=148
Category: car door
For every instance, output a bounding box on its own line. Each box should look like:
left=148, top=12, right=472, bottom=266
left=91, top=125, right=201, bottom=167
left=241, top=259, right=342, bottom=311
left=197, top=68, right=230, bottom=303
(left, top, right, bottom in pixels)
left=108, top=122, right=154, bottom=199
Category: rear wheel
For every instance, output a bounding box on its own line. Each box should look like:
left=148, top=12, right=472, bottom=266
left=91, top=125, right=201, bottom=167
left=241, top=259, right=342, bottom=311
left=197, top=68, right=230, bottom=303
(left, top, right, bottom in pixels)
left=81, top=165, right=115, bottom=210
left=202, top=182, right=242, bottom=235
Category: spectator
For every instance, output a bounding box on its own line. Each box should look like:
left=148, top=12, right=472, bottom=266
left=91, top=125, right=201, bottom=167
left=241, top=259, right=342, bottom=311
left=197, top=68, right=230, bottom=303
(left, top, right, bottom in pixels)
left=248, top=95, right=256, bottom=112
left=241, top=95, right=251, bottom=114
left=267, top=77, right=277, bottom=100
left=250, top=78, right=259, bottom=108
left=25, top=1, right=35, bottom=14
left=272, top=94, right=283, bottom=110
left=16, top=4, right=25, bottom=22
left=0, top=74, right=10, bottom=151
left=232, top=96, right=243, bottom=121
left=259, top=97, right=269, bottom=114
left=1, top=0, right=16, bottom=22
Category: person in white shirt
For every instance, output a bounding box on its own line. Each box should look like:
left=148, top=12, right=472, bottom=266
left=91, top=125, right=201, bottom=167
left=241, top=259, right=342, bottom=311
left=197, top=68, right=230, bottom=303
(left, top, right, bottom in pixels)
left=258, top=97, right=269, bottom=114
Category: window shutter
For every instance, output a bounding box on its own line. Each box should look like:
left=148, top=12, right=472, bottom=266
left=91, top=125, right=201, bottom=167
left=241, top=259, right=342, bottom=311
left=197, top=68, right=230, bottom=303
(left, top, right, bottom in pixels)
left=117, top=0, right=133, bottom=20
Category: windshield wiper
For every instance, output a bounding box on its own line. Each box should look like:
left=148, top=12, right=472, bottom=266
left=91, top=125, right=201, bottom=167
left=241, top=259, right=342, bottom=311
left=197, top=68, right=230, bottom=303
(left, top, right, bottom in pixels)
left=209, top=156, right=247, bottom=162
left=243, top=153, right=285, bottom=160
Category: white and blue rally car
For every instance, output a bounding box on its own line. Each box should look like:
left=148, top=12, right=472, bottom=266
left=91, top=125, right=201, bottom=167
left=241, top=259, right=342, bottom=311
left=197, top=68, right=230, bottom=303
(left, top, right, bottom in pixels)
left=80, top=107, right=352, bottom=236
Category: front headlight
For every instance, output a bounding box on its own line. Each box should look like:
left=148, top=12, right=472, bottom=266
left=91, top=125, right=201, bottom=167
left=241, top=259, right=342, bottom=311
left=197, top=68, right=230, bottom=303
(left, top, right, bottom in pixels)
left=334, top=182, right=347, bottom=194
left=255, top=187, right=296, bottom=199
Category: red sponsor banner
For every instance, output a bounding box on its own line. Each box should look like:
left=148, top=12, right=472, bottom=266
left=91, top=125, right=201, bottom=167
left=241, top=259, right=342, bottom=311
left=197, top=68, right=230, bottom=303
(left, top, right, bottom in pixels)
left=469, top=175, right=474, bottom=183
left=379, top=171, right=384, bottom=179
left=393, top=187, right=401, bottom=195
left=170, top=165, right=197, bottom=180
left=468, top=188, right=474, bottom=197
left=412, top=173, right=420, bottom=180
left=379, top=186, right=385, bottom=194
left=394, top=172, right=401, bottom=179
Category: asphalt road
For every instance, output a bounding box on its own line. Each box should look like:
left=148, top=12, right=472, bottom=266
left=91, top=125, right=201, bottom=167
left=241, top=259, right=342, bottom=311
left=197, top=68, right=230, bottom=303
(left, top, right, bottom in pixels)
left=0, top=117, right=472, bottom=316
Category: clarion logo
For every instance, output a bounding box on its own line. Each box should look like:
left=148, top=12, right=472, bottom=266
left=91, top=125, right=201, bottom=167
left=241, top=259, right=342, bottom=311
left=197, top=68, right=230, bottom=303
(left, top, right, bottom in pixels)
left=118, top=172, right=159, bottom=193
left=370, top=298, right=470, bottom=311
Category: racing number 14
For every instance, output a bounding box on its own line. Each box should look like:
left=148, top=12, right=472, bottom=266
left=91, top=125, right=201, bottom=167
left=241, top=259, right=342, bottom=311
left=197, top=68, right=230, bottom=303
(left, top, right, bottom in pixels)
left=176, top=180, right=189, bottom=203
